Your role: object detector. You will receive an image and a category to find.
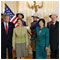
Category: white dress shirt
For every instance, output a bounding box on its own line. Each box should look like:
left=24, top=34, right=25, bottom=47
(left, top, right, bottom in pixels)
left=4, top=22, right=8, bottom=30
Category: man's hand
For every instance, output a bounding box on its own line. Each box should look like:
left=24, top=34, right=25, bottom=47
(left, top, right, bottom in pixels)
left=13, top=47, right=15, bottom=50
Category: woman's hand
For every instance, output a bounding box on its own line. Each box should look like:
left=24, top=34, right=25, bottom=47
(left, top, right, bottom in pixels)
left=26, top=45, right=28, bottom=49
left=29, top=40, right=31, bottom=43
left=13, top=47, right=15, bottom=50
left=45, top=47, right=48, bottom=51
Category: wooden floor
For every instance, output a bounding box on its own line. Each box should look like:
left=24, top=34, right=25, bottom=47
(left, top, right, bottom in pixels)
left=6, top=48, right=50, bottom=59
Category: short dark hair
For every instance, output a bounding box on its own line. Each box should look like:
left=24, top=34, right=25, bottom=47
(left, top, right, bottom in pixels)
left=3, top=14, right=9, bottom=19
left=49, top=15, right=58, bottom=18
left=38, top=19, right=45, bottom=26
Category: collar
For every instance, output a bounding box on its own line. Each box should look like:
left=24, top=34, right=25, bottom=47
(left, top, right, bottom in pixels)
left=4, top=22, right=8, bottom=29
left=53, top=22, right=56, bottom=25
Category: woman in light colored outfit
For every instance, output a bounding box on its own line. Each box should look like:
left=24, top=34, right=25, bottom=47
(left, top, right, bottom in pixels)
left=12, top=19, right=28, bottom=59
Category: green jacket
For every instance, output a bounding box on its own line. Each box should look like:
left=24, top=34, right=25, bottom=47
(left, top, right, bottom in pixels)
left=30, top=26, right=49, bottom=58
left=30, top=26, right=49, bottom=47
left=12, top=26, right=28, bottom=48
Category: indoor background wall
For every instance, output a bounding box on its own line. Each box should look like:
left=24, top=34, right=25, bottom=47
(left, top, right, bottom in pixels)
left=1, top=1, right=59, bottom=25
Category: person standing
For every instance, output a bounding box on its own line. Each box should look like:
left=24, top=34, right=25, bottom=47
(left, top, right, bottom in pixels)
left=14, top=13, right=27, bottom=59
left=16, top=13, right=26, bottom=26
left=48, top=13, right=59, bottom=59
left=12, top=19, right=28, bottom=59
left=30, top=14, right=39, bottom=59
left=1, top=14, right=15, bottom=59
left=30, top=19, right=49, bottom=59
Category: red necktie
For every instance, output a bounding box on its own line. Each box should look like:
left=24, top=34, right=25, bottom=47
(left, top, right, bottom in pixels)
left=6, top=24, right=8, bottom=35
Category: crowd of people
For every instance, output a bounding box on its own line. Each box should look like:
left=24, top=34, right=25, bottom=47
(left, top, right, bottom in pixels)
left=1, top=12, right=59, bottom=59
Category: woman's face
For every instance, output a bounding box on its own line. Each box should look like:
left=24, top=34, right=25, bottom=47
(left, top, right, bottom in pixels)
left=39, top=21, right=44, bottom=27
left=17, top=20, right=23, bottom=26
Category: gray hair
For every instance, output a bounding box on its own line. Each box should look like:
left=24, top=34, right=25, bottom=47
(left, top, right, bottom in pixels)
left=3, top=14, right=9, bottom=20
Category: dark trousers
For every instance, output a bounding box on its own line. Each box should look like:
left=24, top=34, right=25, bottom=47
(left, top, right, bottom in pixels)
left=32, top=51, right=36, bottom=59
left=50, top=48, right=59, bottom=59
left=1, top=42, right=12, bottom=59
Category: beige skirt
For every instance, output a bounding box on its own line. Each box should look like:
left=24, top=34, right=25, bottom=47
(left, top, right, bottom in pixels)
left=15, top=43, right=28, bottom=57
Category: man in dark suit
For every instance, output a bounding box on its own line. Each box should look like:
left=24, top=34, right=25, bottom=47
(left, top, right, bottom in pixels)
left=47, top=13, right=59, bottom=59
left=1, top=14, right=15, bottom=59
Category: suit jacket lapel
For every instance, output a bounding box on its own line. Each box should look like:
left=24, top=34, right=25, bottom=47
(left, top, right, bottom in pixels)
left=2, top=22, right=6, bottom=34
left=55, top=22, right=57, bottom=28
left=8, top=22, right=10, bottom=34
left=50, top=22, right=57, bottom=31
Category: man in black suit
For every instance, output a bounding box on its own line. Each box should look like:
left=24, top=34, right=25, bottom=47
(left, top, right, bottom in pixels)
left=1, top=14, right=15, bottom=59
left=47, top=13, right=59, bottom=59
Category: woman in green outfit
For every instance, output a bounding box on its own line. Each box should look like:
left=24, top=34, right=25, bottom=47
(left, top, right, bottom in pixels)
left=30, top=19, right=49, bottom=59
left=12, top=19, right=28, bottom=59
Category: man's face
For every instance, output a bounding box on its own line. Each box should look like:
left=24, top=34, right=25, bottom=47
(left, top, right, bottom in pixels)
left=51, top=15, right=57, bottom=23
left=5, top=16, right=9, bottom=23
left=33, top=17, right=38, bottom=21
left=17, top=20, right=23, bottom=26
left=18, top=15, right=22, bottom=19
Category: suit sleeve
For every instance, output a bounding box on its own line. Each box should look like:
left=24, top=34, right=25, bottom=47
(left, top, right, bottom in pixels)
left=12, top=29, right=16, bottom=48
left=13, top=23, right=15, bottom=28
left=45, top=28, right=49, bottom=47
left=47, top=23, right=49, bottom=28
